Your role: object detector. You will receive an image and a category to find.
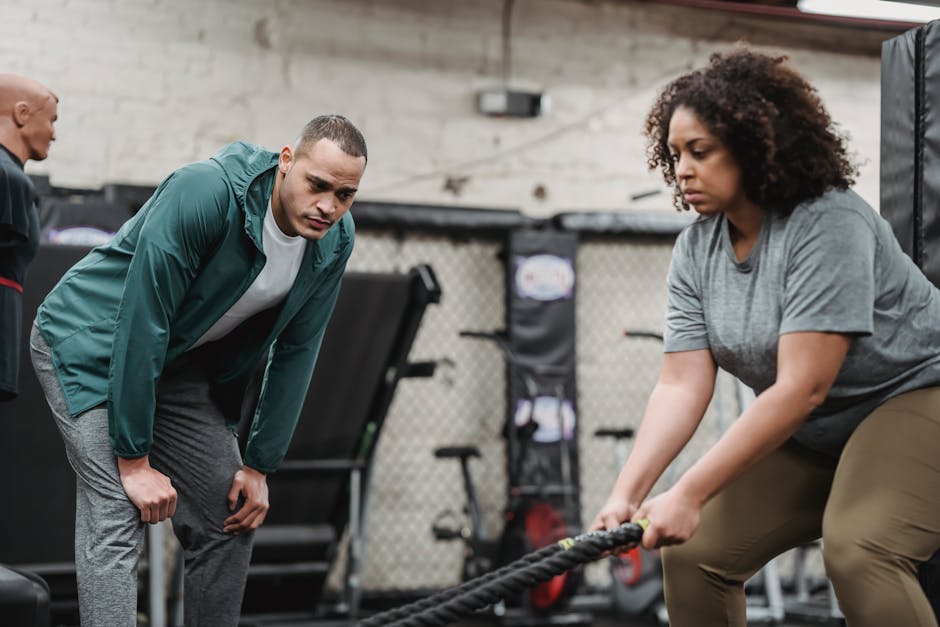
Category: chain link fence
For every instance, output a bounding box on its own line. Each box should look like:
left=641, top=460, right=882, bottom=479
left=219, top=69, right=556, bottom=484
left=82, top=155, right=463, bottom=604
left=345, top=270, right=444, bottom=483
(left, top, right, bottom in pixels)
left=345, top=231, right=510, bottom=591
left=327, top=223, right=754, bottom=595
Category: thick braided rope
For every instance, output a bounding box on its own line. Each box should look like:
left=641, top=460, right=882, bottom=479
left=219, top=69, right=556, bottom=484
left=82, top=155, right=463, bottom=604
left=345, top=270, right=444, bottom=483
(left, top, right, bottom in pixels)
left=357, top=543, right=561, bottom=626
left=358, top=522, right=646, bottom=627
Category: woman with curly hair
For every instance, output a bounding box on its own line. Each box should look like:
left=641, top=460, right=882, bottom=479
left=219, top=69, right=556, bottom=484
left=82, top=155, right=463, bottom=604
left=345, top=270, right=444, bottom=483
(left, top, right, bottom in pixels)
left=592, top=48, right=940, bottom=626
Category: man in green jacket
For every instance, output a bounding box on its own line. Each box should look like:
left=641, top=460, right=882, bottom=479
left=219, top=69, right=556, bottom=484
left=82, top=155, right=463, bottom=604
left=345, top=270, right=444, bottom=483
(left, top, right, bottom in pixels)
left=29, top=115, right=366, bottom=627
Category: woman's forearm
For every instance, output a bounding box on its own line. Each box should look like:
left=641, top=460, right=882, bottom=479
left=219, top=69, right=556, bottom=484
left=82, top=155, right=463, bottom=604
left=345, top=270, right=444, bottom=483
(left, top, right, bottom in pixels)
left=612, top=379, right=713, bottom=506
left=674, top=381, right=813, bottom=507
left=674, top=331, right=850, bottom=507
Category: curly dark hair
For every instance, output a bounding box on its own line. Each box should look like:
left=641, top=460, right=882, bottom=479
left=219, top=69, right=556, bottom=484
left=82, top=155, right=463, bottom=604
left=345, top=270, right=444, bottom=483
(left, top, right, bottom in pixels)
left=645, top=48, right=857, bottom=213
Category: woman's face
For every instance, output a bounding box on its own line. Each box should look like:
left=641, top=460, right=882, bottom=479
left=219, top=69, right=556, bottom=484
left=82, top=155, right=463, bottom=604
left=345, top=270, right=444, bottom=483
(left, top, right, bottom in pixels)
left=667, top=106, right=750, bottom=217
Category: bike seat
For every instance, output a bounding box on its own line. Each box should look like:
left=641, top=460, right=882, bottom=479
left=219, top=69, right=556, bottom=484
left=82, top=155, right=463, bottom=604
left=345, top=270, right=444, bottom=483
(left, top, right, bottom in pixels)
left=434, top=446, right=481, bottom=460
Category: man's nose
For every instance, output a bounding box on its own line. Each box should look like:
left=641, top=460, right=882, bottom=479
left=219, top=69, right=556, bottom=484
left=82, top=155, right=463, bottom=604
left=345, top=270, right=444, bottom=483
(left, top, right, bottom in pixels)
left=317, top=197, right=336, bottom=214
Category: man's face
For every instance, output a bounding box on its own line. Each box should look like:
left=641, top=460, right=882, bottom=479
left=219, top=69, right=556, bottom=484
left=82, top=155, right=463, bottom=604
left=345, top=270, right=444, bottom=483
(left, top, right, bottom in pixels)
left=22, top=95, right=57, bottom=162
left=273, top=138, right=366, bottom=241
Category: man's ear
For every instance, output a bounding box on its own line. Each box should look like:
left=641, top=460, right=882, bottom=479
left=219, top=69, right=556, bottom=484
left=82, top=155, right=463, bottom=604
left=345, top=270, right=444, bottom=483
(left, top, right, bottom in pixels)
left=278, top=145, right=293, bottom=175
left=11, top=101, right=30, bottom=127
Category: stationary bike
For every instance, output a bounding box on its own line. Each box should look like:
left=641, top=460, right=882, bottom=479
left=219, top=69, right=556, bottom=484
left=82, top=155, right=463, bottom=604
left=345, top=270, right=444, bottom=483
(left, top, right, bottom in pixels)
left=431, top=330, right=584, bottom=619
left=593, top=330, right=669, bottom=621
left=593, top=427, right=665, bottom=621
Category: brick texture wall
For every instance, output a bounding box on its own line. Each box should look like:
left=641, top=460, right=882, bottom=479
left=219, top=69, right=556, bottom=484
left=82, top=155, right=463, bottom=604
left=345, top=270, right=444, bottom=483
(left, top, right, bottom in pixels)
left=2, top=0, right=881, bottom=216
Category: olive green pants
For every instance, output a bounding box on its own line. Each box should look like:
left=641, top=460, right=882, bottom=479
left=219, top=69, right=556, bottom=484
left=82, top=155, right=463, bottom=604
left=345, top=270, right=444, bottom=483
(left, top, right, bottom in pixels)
left=662, top=387, right=940, bottom=627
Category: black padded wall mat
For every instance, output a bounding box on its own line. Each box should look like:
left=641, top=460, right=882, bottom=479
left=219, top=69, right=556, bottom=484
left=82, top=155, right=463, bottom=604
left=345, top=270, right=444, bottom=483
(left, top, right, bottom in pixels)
left=881, top=20, right=940, bottom=287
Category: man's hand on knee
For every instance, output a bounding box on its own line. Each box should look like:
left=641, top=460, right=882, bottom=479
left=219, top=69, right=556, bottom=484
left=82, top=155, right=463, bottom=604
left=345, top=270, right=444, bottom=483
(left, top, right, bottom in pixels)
left=117, top=455, right=178, bottom=524
left=224, top=465, right=269, bottom=535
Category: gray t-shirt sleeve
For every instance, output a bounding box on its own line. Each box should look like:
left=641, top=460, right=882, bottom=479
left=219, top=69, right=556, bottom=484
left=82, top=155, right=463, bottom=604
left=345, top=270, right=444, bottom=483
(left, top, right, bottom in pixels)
left=664, top=230, right=710, bottom=353
left=780, top=207, right=875, bottom=337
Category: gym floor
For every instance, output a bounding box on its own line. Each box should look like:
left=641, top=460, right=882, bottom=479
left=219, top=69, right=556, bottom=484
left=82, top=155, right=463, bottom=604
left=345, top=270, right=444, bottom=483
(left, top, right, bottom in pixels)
left=425, top=597, right=846, bottom=627
left=448, top=612, right=844, bottom=626
left=449, top=615, right=842, bottom=627
left=356, top=582, right=846, bottom=627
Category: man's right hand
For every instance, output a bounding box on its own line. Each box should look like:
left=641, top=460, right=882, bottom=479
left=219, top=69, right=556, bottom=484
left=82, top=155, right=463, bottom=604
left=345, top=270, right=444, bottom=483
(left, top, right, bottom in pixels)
left=117, top=456, right=178, bottom=524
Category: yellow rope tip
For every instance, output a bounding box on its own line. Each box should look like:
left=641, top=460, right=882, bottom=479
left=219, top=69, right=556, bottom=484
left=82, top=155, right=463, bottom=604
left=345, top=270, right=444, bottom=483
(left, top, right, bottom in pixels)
left=635, top=518, right=650, bottom=530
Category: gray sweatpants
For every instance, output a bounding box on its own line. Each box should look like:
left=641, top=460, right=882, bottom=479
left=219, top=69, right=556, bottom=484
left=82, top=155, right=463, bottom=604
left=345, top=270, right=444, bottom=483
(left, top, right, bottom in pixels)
left=29, top=323, right=254, bottom=627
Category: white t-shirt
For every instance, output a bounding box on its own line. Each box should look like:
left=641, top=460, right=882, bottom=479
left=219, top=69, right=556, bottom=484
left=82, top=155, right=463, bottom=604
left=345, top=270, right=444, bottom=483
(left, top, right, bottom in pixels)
left=190, top=199, right=306, bottom=348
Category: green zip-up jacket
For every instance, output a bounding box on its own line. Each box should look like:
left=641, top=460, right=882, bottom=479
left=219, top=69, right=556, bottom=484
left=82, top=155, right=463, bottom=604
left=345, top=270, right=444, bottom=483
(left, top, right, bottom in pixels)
left=36, top=141, right=354, bottom=473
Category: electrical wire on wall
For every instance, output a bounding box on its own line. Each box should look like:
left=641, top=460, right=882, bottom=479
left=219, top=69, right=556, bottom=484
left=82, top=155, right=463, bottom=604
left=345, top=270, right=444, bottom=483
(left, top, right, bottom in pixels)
left=363, top=0, right=683, bottom=199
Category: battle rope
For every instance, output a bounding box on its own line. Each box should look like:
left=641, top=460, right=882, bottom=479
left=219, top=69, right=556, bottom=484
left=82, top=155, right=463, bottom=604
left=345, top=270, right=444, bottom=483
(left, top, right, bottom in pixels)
left=358, top=520, right=648, bottom=627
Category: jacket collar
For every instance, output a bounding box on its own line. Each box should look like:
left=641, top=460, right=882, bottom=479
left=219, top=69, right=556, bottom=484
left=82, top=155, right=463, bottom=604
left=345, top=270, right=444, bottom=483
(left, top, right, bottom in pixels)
left=210, top=141, right=278, bottom=251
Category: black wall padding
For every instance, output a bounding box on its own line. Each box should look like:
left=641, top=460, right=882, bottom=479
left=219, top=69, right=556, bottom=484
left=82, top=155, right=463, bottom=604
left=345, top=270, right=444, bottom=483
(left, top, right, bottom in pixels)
left=102, top=183, right=158, bottom=216
left=38, top=197, right=132, bottom=241
left=553, top=209, right=694, bottom=237
left=351, top=202, right=693, bottom=238
left=881, top=20, right=940, bottom=287
left=1, top=244, right=89, bottom=568
left=352, top=201, right=535, bottom=234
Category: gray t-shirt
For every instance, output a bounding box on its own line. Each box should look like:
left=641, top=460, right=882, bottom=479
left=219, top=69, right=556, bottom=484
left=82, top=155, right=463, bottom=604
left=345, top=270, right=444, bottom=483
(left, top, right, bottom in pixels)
left=664, top=188, right=940, bottom=456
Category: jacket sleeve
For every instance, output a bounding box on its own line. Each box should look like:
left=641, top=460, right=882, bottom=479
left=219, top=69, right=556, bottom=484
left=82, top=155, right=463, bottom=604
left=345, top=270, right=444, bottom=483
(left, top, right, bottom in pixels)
left=242, top=237, right=354, bottom=473
left=108, top=164, right=230, bottom=458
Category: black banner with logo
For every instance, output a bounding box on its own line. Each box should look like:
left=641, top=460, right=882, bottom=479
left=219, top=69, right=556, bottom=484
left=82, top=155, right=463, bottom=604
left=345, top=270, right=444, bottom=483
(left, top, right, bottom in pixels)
left=501, top=228, right=582, bottom=611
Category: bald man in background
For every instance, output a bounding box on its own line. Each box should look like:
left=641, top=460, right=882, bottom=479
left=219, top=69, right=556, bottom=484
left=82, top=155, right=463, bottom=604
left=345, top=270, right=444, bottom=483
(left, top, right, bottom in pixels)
left=0, top=73, right=57, bottom=401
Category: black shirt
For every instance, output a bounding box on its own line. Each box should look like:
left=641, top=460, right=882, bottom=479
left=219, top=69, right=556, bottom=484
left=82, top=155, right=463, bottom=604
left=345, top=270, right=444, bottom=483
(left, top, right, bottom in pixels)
left=0, top=143, right=39, bottom=401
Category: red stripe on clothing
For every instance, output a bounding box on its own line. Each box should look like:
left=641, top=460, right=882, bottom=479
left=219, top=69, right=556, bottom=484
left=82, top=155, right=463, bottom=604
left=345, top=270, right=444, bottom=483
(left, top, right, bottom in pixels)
left=0, top=277, right=23, bottom=293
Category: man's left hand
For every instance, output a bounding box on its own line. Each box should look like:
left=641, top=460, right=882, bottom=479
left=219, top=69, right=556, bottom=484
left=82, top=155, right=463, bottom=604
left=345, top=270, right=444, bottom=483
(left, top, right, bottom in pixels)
left=223, top=466, right=269, bottom=534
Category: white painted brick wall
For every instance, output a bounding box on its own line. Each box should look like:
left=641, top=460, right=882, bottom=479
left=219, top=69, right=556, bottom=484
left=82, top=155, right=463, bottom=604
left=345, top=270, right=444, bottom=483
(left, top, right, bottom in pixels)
left=1, top=0, right=881, bottom=216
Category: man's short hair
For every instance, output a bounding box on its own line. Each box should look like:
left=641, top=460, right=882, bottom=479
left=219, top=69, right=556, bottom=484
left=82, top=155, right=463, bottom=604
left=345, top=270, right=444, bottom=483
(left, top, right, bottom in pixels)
left=297, top=115, right=367, bottom=162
